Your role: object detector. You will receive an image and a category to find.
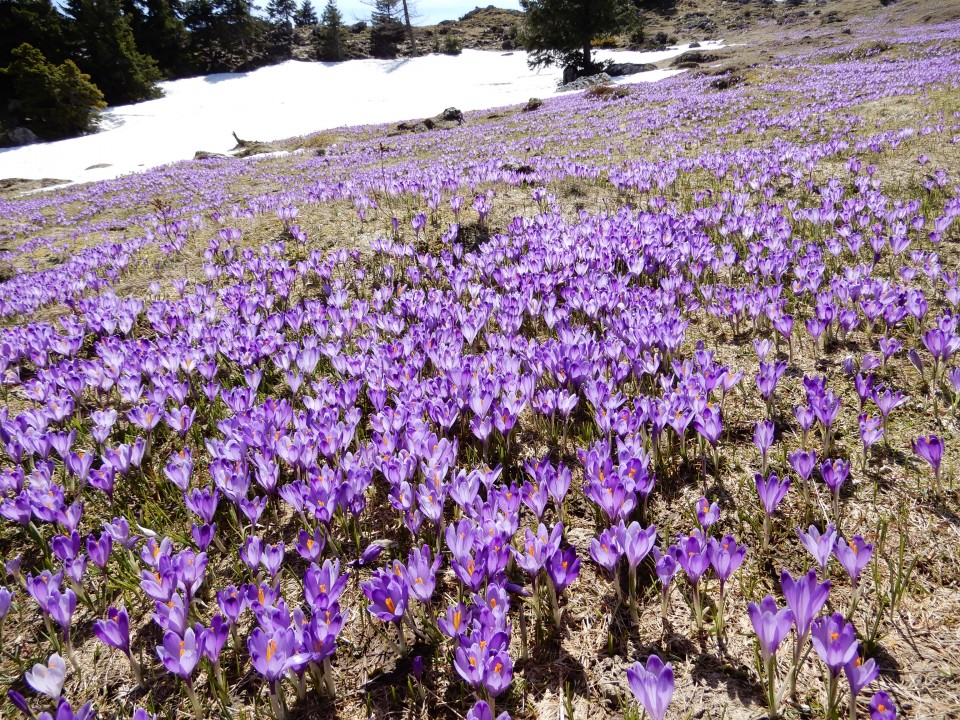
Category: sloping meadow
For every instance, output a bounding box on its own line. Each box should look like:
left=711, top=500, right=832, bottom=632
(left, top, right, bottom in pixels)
left=0, top=12, right=959, bottom=720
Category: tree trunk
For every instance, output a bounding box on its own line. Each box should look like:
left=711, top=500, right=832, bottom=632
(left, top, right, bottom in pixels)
left=582, top=39, right=591, bottom=73
left=401, top=0, right=417, bottom=55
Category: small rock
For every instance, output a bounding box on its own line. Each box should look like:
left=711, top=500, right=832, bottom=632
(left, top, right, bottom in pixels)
left=193, top=151, right=228, bottom=160
left=689, top=41, right=701, bottom=48
left=562, top=64, right=578, bottom=84
left=85, top=163, right=112, bottom=170
left=6, top=127, right=39, bottom=146
left=523, top=97, right=543, bottom=112
left=557, top=72, right=612, bottom=92
left=441, top=107, right=464, bottom=123
left=671, top=50, right=726, bottom=66
left=606, top=62, right=656, bottom=76
left=0, top=177, right=70, bottom=194
left=711, top=71, right=744, bottom=90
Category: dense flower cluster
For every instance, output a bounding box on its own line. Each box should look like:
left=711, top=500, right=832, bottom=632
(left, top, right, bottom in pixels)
left=1, top=10, right=959, bottom=720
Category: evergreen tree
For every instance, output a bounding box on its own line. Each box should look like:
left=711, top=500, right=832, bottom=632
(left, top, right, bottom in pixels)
left=137, top=0, right=190, bottom=77
left=369, top=0, right=403, bottom=58
left=0, top=0, right=68, bottom=66
left=63, top=0, right=162, bottom=104
left=519, top=0, right=638, bottom=74
left=317, top=0, right=342, bottom=60
left=183, top=0, right=268, bottom=72
left=215, top=0, right=265, bottom=67
left=266, top=0, right=297, bottom=25
left=293, top=0, right=318, bottom=27
left=1, top=43, right=106, bottom=139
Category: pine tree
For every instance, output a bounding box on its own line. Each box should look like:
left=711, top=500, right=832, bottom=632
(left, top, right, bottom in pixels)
left=1, top=43, right=106, bottom=139
left=183, top=0, right=268, bottom=72
left=137, top=0, right=190, bottom=77
left=0, top=0, right=68, bottom=66
left=63, top=0, right=162, bottom=104
left=317, top=0, right=342, bottom=60
left=266, top=0, right=297, bottom=25
left=519, top=0, right=637, bottom=74
left=215, top=0, right=266, bottom=68
left=293, top=0, right=318, bottom=27
left=369, top=0, right=403, bottom=58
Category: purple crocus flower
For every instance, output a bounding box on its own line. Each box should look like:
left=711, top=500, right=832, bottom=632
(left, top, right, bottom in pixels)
left=834, top=535, right=873, bottom=586
left=37, top=698, right=94, bottom=720
left=788, top=449, right=818, bottom=482
left=191, top=523, right=216, bottom=551
left=0, top=586, right=12, bottom=623
left=618, top=521, right=657, bottom=569
left=403, top=545, right=442, bottom=604
left=482, top=650, right=513, bottom=698
left=707, top=535, right=746, bottom=587
left=93, top=606, right=130, bottom=656
left=748, top=596, right=794, bottom=662
left=362, top=569, right=407, bottom=622
left=753, top=420, right=775, bottom=472
left=677, top=534, right=709, bottom=583
left=781, top=569, right=830, bottom=641
left=798, top=524, right=838, bottom=572
left=546, top=545, right=580, bottom=592
left=7, top=690, right=34, bottom=717
left=820, top=459, right=850, bottom=496
left=845, top=654, right=880, bottom=700
left=692, top=405, right=722, bottom=448
left=240, top=536, right=263, bottom=572
left=156, top=627, right=199, bottom=680
left=626, top=655, right=674, bottom=720
left=649, top=544, right=680, bottom=621
left=513, top=523, right=562, bottom=577
left=870, top=691, right=897, bottom=720
left=859, top=414, right=884, bottom=465
left=454, top=643, right=486, bottom=689
left=438, top=602, right=469, bottom=638
left=248, top=626, right=311, bottom=687
left=200, top=615, right=229, bottom=664
left=695, top=498, right=719, bottom=529
left=25, top=652, right=67, bottom=700
left=304, top=559, right=348, bottom=610
left=466, top=699, right=510, bottom=720
left=912, top=435, right=944, bottom=493
left=260, top=542, right=285, bottom=580
left=294, top=528, right=325, bottom=563
left=755, top=472, right=790, bottom=516
left=589, top=526, right=622, bottom=576
left=811, top=612, right=859, bottom=676
left=47, top=589, right=77, bottom=632
left=86, top=533, right=113, bottom=569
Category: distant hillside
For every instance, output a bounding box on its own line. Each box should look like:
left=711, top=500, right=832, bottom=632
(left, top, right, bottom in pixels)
left=289, top=0, right=960, bottom=64
left=290, top=6, right=525, bottom=61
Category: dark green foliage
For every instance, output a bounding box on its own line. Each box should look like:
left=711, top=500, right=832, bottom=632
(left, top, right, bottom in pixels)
left=266, top=0, right=297, bottom=25
left=317, top=0, right=343, bottom=60
left=293, top=0, right=318, bottom=26
left=1, top=43, right=106, bottom=139
left=63, top=0, right=163, bottom=104
left=519, top=0, right=640, bottom=73
left=133, top=0, right=191, bottom=77
left=441, top=34, right=461, bottom=55
left=182, top=0, right=272, bottom=73
left=0, top=0, right=68, bottom=66
left=369, top=0, right=404, bottom=58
